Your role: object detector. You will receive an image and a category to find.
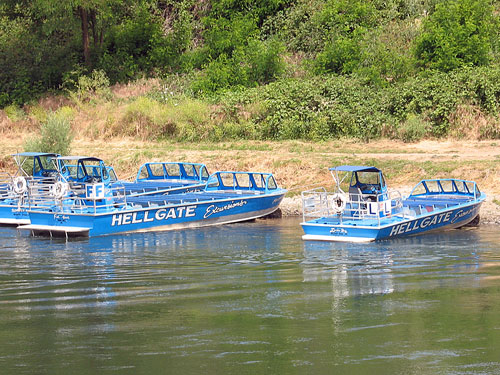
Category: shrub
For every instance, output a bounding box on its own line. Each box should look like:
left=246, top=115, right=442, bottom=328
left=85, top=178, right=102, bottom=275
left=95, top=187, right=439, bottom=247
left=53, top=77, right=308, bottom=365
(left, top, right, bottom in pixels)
left=203, top=15, right=259, bottom=60
left=315, top=0, right=378, bottom=35
left=261, top=0, right=326, bottom=53
left=24, top=113, right=73, bottom=155
left=314, top=35, right=362, bottom=75
left=213, top=65, right=500, bottom=141
left=3, top=105, right=25, bottom=121
left=243, top=38, right=285, bottom=85
left=63, top=69, right=111, bottom=104
left=396, top=114, right=429, bottom=142
left=191, top=55, right=241, bottom=95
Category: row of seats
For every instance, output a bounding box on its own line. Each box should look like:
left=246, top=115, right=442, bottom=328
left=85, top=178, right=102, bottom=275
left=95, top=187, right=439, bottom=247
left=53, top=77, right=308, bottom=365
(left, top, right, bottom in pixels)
left=126, top=191, right=252, bottom=207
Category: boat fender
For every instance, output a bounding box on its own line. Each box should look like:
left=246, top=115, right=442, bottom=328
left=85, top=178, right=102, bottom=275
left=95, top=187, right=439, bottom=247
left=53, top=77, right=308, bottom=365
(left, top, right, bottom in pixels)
left=13, top=176, right=27, bottom=195
left=331, top=193, right=347, bottom=214
left=52, top=181, right=69, bottom=199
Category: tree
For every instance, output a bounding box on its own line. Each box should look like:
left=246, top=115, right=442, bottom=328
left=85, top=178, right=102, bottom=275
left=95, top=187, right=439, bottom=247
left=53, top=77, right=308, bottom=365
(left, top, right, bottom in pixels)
left=414, top=0, right=495, bottom=72
left=32, top=0, right=118, bottom=67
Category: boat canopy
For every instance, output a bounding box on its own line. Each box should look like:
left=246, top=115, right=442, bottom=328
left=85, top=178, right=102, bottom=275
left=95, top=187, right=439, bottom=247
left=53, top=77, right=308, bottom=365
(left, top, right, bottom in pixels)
left=329, top=165, right=381, bottom=173
left=57, top=156, right=103, bottom=162
left=12, top=152, right=59, bottom=157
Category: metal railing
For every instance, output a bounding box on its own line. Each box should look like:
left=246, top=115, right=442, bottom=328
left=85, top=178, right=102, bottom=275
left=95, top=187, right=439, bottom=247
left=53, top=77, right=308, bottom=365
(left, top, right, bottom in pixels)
left=0, top=172, right=14, bottom=200
left=302, top=188, right=404, bottom=224
left=408, top=178, right=482, bottom=201
left=26, top=179, right=128, bottom=215
left=0, top=174, right=58, bottom=208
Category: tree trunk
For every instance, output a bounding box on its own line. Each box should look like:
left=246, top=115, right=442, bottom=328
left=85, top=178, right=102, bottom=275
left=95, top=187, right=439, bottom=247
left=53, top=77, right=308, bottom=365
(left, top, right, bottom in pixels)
left=90, top=9, right=98, bottom=47
left=79, top=6, right=91, bottom=68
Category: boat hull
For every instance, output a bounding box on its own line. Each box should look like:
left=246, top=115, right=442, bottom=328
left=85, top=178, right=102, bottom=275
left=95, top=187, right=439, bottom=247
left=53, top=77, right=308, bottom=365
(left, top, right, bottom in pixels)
left=0, top=204, right=30, bottom=225
left=21, top=192, right=285, bottom=237
left=301, top=200, right=483, bottom=242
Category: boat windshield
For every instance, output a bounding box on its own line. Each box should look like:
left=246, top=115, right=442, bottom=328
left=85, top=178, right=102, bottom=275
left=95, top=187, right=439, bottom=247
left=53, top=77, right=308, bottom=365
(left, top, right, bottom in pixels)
left=107, top=167, right=118, bottom=182
left=61, top=159, right=108, bottom=183
left=19, top=155, right=58, bottom=177
left=351, top=171, right=385, bottom=194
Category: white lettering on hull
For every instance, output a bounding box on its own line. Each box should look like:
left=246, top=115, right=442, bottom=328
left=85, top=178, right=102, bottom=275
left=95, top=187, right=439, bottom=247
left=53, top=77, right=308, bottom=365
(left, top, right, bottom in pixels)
left=203, top=200, right=247, bottom=219
left=389, top=208, right=475, bottom=237
left=111, top=205, right=197, bottom=227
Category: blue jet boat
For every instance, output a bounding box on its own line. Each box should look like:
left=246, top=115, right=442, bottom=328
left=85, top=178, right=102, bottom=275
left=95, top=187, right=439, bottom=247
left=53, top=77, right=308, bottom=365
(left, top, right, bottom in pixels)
left=19, top=169, right=286, bottom=237
left=0, top=152, right=59, bottom=224
left=1, top=156, right=213, bottom=226
left=301, top=165, right=485, bottom=242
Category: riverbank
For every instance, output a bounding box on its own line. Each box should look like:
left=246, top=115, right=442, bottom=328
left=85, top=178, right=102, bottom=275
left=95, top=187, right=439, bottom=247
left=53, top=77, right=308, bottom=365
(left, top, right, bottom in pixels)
left=0, top=136, right=498, bottom=223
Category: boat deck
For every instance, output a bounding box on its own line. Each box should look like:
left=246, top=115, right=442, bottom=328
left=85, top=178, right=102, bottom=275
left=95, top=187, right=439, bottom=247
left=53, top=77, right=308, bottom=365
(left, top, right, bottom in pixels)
left=113, top=180, right=199, bottom=193
left=403, top=196, right=473, bottom=215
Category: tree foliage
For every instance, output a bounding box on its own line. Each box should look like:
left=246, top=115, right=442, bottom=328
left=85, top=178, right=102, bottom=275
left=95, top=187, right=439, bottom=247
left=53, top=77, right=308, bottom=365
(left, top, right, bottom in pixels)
left=414, top=0, right=496, bottom=71
left=1, top=0, right=500, bottom=126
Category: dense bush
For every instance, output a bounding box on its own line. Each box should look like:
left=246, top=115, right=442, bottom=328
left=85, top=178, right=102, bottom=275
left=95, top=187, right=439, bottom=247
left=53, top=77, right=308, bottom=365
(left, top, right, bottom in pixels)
left=314, top=35, right=363, bottom=75
left=214, top=65, right=500, bottom=141
left=98, top=8, right=164, bottom=81
left=0, top=13, right=78, bottom=107
left=192, top=38, right=285, bottom=95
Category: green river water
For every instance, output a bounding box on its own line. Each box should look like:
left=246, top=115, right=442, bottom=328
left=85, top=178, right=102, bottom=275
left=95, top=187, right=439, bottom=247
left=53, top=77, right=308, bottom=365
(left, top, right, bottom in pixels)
left=1, top=218, right=500, bottom=374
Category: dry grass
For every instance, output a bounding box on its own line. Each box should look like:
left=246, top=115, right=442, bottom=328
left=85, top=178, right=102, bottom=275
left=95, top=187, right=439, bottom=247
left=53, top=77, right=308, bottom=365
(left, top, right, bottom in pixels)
left=448, top=104, right=500, bottom=140
left=0, top=129, right=499, bottom=200
left=1, top=79, right=500, bottom=199
left=111, top=78, right=162, bottom=99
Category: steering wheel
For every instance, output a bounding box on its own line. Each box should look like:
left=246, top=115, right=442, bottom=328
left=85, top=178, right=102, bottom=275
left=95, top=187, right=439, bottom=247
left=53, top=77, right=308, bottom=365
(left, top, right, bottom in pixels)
left=44, top=170, right=59, bottom=177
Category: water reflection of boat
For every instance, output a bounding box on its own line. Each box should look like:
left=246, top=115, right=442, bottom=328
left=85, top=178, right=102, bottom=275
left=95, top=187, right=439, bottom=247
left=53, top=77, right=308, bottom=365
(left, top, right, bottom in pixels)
left=301, top=228, right=486, bottom=299
left=302, top=241, right=395, bottom=297
left=301, top=165, right=485, bottom=242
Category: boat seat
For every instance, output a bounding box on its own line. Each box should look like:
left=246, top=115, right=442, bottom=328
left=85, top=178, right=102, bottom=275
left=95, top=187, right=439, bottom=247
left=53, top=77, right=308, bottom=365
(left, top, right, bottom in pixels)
left=402, top=207, right=416, bottom=219
left=405, top=197, right=471, bottom=206
left=349, top=186, right=363, bottom=202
